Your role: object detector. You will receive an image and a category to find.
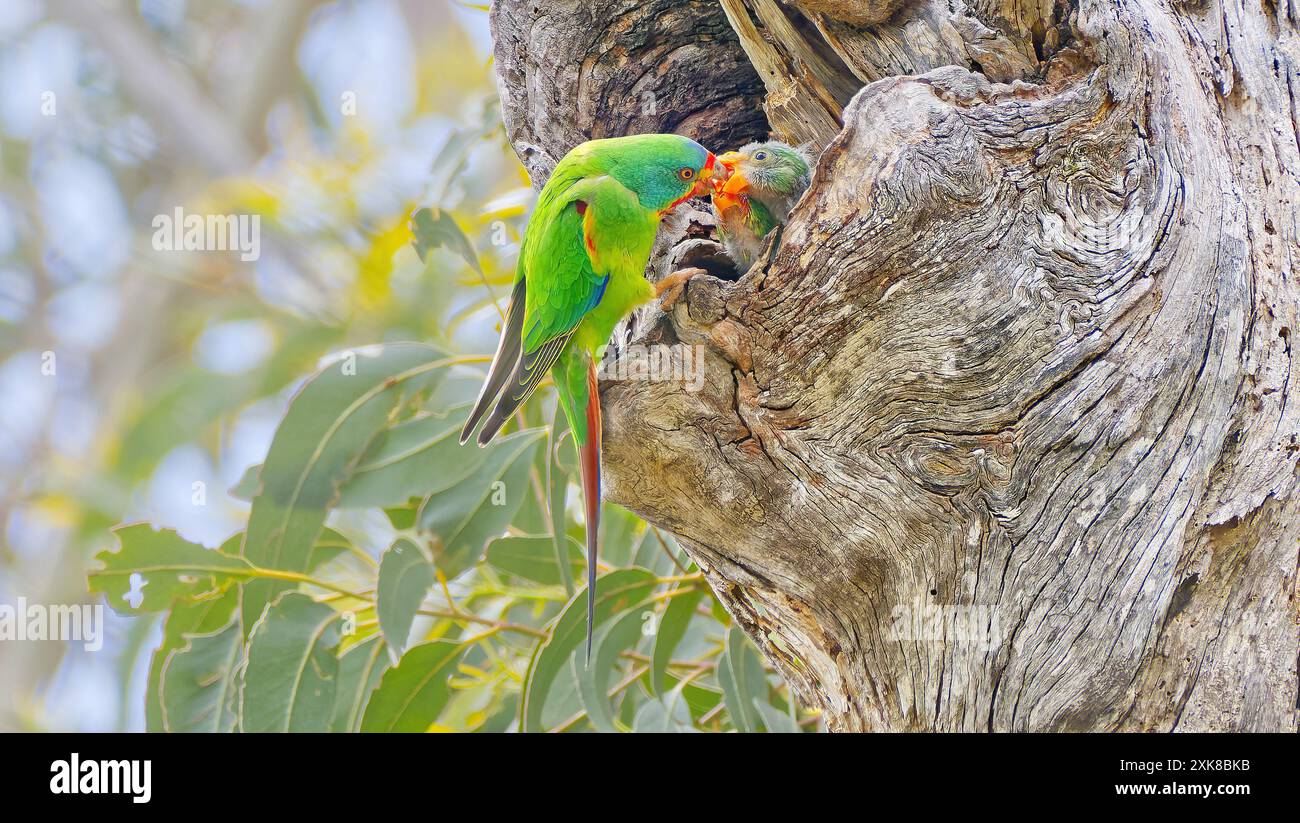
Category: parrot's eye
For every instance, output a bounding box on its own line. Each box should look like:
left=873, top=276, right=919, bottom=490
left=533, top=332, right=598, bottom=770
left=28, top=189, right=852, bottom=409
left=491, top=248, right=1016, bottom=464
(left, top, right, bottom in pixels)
left=678, top=167, right=695, bottom=181
left=753, top=150, right=768, bottom=161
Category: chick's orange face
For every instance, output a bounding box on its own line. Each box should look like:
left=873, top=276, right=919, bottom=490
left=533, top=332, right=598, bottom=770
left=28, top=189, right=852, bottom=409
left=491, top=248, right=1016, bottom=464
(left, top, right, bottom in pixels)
left=713, top=151, right=740, bottom=190
left=711, top=152, right=749, bottom=216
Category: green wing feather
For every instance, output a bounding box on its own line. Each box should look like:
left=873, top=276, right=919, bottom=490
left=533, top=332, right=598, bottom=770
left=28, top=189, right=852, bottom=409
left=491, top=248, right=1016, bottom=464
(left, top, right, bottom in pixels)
left=473, top=174, right=639, bottom=445
left=522, top=174, right=640, bottom=350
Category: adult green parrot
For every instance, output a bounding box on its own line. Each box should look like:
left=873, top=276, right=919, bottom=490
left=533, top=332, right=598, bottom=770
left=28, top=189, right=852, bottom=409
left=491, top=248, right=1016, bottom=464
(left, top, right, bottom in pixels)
left=460, top=133, right=723, bottom=659
left=712, top=141, right=811, bottom=271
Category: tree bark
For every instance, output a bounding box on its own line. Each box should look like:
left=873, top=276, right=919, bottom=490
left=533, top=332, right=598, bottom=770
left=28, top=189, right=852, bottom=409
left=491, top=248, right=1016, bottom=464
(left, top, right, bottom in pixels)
left=491, top=0, right=1299, bottom=731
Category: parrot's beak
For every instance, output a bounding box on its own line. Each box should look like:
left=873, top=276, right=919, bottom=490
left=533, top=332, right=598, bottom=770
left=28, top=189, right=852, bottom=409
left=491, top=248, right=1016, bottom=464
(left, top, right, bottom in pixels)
left=711, top=151, right=743, bottom=194
left=691, top=152, right=727, bottom=198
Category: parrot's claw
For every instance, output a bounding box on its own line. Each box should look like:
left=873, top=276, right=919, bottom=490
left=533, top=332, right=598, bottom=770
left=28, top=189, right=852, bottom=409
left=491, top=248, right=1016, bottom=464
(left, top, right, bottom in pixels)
left=655, top=267, right=704, bottom=312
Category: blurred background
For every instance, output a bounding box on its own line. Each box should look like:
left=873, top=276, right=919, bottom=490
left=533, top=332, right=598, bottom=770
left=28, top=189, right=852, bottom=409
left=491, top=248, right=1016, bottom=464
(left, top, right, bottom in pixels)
left=0, top=0, right=525, bottom=731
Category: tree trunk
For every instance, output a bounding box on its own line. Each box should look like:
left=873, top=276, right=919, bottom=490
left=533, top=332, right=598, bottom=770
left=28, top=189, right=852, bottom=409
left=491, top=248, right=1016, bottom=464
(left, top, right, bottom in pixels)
left=490, top=0, right=1299, bottom=732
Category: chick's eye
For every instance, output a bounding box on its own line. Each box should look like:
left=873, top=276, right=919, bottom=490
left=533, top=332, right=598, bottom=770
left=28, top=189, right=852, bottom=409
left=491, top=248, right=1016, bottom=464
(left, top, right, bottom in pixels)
left=678, top=167, right=695, bottom=181
left=754, top=151, right=768, bottom=161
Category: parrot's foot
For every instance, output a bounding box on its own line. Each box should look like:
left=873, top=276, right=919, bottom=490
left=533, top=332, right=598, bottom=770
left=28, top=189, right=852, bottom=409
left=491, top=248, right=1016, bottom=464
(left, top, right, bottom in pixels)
left=655, top=267, right=704, bottom=312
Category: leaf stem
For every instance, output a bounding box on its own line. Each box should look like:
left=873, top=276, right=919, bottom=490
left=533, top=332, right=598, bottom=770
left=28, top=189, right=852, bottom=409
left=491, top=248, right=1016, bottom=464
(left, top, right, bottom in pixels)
left=551, top=664, right=648, bottom=733
left=238, top=562, right=549, bottom=639
left=414, top=606, right=547, bottom=638
left=651, top=526, right=690, bottom=575
left=655, top=573, right=704, bottom=585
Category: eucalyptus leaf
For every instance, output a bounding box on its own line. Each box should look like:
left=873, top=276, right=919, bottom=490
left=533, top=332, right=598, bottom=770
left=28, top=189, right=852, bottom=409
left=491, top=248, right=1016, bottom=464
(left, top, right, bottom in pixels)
left=411, top=207, right=482, bottom=274
left=360, top=640, right=467, bottom=732
left=240, top=342, right=447, bottom=638
left=577, top=605, right=655, bottom=732
left=144, top=534, right=243, bottom=730
left=241, top=592, right=343, bottom=732
left=633, top=528, right=690, bottom=577
left=158, top=617, right=242, bottom=733
left=718, top=627, right=767, bottom=733
left=416, top=427, right=545, bottom=578
left=331, top=634, right=390, bottom=732
left=754, top=699, right=801, bottom=733
left=521, top=568, right=658, bottom=732
left=148, top=588, right=238, bottom=731
left=657, top=671, right=724, bottom=723
left=651, top=585, right=704, bottom=695
left=547, top=401, right=574, bottom=594
left=376, top=538, right=434, bottom=660
left=485, top=534, right=584, bottom=586
left=598, top=503, right=642, bottom=568
left=91, top=524, right=253, bottom=615
left=336, top=402, right=485, bottom=508
left=634, top=681, right=699, bottom=733
left=308, top=527, right=354, bottom=571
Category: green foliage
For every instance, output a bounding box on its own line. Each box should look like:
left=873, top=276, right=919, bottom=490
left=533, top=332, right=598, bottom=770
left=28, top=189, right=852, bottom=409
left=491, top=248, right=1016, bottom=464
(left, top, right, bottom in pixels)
left=411, top=208, right=483, bottom=274
left=159, top=619, right=242, bottom=733
left=331, top=634, right=390, bottom=733
left=416, top=428, right=545, bottom=577
left=242, top=592, right=345, bottom=732
left=376, top=538, right=435, bottom=658
left=485, top=534, right=584, bottom=586
left=91, top=526, right=253, bottom=614
left=238, top=342, right=449, bottom=637
left=718, top=626, right=797, bottom=733
left=360, top=640, right=466, bottom=732
left=94, top=336, right=811, bottom=731
left=651, top=584, right=705, bottom=695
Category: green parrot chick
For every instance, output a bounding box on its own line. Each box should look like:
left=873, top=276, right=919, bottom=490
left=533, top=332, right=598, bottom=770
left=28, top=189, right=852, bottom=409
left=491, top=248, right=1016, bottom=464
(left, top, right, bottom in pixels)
left=712, top=141, right=812, bottom=272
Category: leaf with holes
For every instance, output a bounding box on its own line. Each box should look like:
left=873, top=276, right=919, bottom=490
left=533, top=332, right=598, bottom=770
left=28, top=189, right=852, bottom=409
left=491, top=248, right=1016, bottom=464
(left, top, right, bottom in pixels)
left=90, top=525, right=253, bottom=615
left=145, top=584, right=238, bottom=731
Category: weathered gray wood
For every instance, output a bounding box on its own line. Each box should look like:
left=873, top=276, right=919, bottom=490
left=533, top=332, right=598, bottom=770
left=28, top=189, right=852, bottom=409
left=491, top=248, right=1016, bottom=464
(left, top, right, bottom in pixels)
left=717, top=0, right=857, bottom=151
left=792, top=0, right=909, bottom=27
left=490, top=0, right=770, bottom=184
left=491, top=0, right=1299, bottom=731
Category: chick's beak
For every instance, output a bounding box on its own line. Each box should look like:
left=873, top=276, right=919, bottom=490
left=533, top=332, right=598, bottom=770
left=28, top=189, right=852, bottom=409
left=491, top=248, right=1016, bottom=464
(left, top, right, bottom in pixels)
left=691, top=152, right=727, bottom=197
left=720, top=168, right=750, bottom=197
left=710, top=151, right=742, bottom=195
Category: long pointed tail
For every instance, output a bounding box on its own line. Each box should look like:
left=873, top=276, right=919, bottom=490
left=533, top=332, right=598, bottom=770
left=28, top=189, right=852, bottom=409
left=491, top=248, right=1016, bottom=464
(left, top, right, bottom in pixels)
left=579, top=358, right=602, bottom=665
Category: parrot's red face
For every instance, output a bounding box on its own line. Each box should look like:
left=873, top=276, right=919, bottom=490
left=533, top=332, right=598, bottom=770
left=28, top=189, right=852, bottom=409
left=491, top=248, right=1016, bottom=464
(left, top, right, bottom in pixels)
left=661, top=151, right=725, bottom=214
left=702, top=152, right=728, bottom=195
